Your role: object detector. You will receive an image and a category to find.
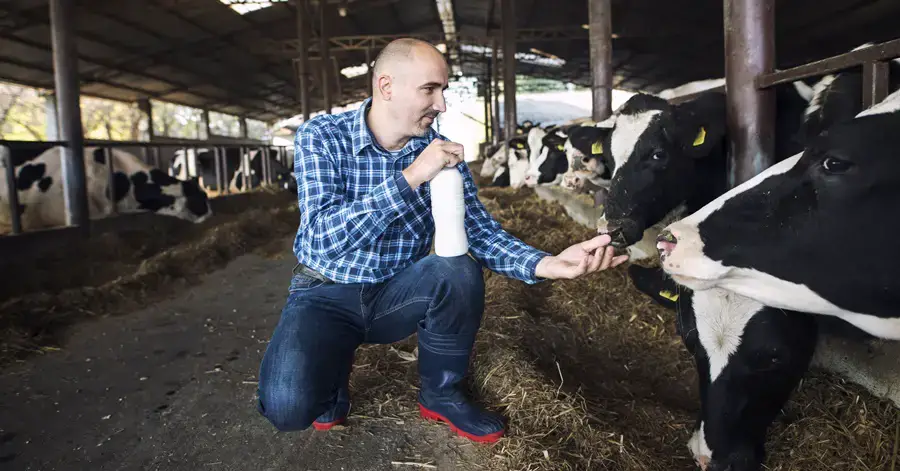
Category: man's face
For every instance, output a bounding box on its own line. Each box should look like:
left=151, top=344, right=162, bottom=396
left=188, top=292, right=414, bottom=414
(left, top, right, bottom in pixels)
left=388, top=48, right=449, bottom=137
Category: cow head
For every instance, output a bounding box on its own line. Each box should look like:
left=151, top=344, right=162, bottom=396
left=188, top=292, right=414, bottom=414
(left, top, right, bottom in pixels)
left=657, top=90, right=900, bottom=339
left=524, top=128, right=570, bottom=187
left=565, top=124, right=613, bottom=177
left=598, top=92, right=727, bottom=248
left=508, top=129, right=544, bottom=189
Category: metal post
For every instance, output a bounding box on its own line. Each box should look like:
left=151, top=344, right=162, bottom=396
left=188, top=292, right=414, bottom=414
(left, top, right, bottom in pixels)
left=589, top=0, right=613, bottom=121
left=240, top=117, right=248, bottom=138
left=1, top=146, right=23, bottom=235
left=333, top=58, right=343, bottom=106
left=863, top=61, right=890, bottom=108
left=491, top=36, right=500, bottom=144
left=484, top=44, right=492, bottom=145
left=105, top=147, right=117, bottom=215
left=42, top=91, right=59, bottom=140
left=501, top=0, right=516, bottom=140
left=153, top=146, right=161, bottom=169
left=295, top=0, right=311, bottom=120
left=203, top=109, right=212, bottom=139
left=319, top=1, right=332, bottom=114
left=724, top=0, right=776, bottom=188
left=366, top=47, right=373, bottom=97
left=262, top=147, right=271, bottom=185
left=213, top=146, right=223, bottom=194
left=138, top=98, right=154, bottom=141
left=240, top=146, right=250, bottom=190
left=49, top=0, right=89, bottom=231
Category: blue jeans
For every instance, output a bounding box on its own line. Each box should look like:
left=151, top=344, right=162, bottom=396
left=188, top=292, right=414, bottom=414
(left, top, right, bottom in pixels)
left=256, top=254, right=485, bottom=432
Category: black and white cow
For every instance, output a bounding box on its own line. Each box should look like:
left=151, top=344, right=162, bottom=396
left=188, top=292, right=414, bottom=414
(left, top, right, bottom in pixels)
left=523, top=127, right=571, bottom=187
left=505, top=126, right=548, bottom=189
left=596, top=82, right=811, bottom=249
left=627, top=261, right=820, bottom=471
left=658, top=88, right=900, bottom=341
left=798, top=45, right=900, bottom=142
left=487, top=136, right=530, bottom=187
left=0, top=146, right=212, bottom=234
left=559, top=124, right=615, bottom=195
left=171, top=146, right=294, bottom=194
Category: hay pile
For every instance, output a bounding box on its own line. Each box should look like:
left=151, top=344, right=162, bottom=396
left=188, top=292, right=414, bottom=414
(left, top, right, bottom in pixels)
left=345, top=184, right=899, bottom=470
left=0, top=189, right=299, bottom=364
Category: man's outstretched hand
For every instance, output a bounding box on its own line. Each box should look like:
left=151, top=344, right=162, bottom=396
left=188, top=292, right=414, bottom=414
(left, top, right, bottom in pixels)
left=534, top=234, right=629, bottom=280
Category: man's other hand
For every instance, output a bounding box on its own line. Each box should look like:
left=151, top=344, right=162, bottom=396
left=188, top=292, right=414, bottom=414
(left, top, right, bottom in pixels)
left=403, top=139, right=464, bottom=189
left=534, top=234, right=629, bottom=280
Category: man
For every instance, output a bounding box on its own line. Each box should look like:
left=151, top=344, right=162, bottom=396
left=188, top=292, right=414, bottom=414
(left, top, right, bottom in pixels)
left=256, top=38, right=628, bottom=443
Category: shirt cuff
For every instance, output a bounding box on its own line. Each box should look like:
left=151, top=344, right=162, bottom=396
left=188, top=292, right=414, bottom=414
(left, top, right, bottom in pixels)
left=369, top=171, right=415, bottom=217
left=515, top=248, right=551, bottom=284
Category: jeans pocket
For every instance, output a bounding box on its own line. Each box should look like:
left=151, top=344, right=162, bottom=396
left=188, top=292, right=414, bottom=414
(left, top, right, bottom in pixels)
left=289, top=273, right=325, bottom=292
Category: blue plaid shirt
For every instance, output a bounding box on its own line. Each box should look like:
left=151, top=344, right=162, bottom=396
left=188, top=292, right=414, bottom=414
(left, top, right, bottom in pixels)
left=292, top=97, right=550, bottom=285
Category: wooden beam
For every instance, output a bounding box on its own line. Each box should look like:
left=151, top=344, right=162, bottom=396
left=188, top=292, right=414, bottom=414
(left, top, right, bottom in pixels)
left=502, top=0, right=516, bottom=141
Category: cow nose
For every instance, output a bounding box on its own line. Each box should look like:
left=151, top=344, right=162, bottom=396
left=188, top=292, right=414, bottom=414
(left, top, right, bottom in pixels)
left=657, top=230, right=678, bottom=259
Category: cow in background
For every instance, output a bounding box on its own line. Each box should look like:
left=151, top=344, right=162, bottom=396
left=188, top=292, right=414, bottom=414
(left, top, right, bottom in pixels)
left=1, top=146, right=211, bottom=234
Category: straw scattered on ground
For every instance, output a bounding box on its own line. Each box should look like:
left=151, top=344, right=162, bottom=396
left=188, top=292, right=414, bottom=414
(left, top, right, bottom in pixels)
left=1, top=169, right=897, bottom=470
left=0, top=188, right=299, bottom=365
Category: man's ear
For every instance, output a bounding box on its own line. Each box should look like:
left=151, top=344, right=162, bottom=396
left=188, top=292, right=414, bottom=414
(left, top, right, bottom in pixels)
left=376, top=75, right=392, bottom=100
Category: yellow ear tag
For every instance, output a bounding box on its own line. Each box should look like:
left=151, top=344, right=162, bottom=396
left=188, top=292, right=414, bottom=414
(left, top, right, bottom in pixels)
left=693, top=127, right=706, bottom=147
left=591, top=141, right=603, bottom=155
left=556, top=144, right=565, bottom=151
left=515, top=142, right=524, bottom=149
left=659, top=289, right=679, bottom=302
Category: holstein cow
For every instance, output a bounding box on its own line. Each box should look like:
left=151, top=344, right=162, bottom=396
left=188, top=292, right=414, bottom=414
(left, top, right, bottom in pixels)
left=798, top=44, right=900, bottom=142
left=582, top=81, right=815, bottom=468
left=597, top=84, right=811, bottom=250
left=171, top=146, right=294, bottom=194
left=1, top=146, right=212, bottom=234
left=487, top=135, right=529, bottom=187
left=559, top=123, right=615, bottom=195
left=523, top=127, right=571, bottom=187
left=657, top=88, right=900, bottom=341
left=229, top=147, right=295, bottom=193
left=627, top=265, right=818, bottom=471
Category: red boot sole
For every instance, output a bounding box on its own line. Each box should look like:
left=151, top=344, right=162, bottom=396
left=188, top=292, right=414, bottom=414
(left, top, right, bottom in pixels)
left=418, top=404, right=504, bottom=443
left=312, top=417, right=346, bottom=431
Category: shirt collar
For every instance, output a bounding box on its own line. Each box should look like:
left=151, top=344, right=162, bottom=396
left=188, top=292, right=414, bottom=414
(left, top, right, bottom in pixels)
left=351, top=97, right=440, bottom=158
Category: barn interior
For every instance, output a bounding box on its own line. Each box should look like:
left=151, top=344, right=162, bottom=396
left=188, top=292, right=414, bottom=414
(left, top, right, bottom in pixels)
left=1, top=1, right=899, bottom=470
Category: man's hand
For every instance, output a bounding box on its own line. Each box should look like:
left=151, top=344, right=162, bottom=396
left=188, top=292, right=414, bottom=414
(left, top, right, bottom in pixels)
left=403, top=139, right=465, bottom=189
left=534, top=234, right=629, bottom=280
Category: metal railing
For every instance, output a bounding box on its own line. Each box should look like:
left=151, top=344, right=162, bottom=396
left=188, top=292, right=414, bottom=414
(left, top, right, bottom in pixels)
left=756, top=38, right=900, bottom=108
left=1, top=139, right=294, bottom=237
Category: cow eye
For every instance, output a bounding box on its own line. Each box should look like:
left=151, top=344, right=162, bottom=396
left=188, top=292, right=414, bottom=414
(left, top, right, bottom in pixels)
left=651, top=152, right=665, bottom=161
left=822, top=156, right=853, bottom=174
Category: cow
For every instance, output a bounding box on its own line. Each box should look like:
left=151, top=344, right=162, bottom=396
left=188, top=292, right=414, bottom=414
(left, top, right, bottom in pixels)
left=523, top=127, right=571, bottom=187
left=627, top=264, right=818, bottom=471
left=657, top=88, right=900, bottom=341
left=595, top=78, right=813, bottom=251
left=504, top=126, right=547, bottom=189
left=486, top=135, right=529, bottom=187
left=229, top=147, right=295, bottom=193
left=1, top=146, right=212, bottom=234
left=798, top=46, right=900, bottom=142
left=559, top=123, right=615, bottom=195
left=171, top=146, right=294, bottom=195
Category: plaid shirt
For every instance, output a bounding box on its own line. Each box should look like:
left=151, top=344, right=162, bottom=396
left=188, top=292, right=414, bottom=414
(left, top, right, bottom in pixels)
left=292, top=97, right=550, bottom=285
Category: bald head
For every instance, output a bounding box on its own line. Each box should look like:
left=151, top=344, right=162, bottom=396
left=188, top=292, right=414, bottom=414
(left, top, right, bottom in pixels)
left=367, top=37, right=449, bottom=140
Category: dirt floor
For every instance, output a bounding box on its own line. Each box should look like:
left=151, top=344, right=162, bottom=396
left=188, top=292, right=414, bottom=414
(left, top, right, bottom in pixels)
left=0, top=177, right=898, bottom=471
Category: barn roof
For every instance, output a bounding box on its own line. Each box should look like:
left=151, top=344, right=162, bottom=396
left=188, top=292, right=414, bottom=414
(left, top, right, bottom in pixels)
left=2, top=0, right=899, bottom=122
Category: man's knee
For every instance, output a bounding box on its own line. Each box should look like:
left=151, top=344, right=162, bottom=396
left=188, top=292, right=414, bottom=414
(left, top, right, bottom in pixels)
left=256, top=384, right=324, bottom=432
left=419, top=254, right=484, bottom=296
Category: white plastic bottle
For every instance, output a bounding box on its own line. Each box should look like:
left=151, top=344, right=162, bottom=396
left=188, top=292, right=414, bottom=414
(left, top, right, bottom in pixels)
left=430, top=167, right=469, bottom=257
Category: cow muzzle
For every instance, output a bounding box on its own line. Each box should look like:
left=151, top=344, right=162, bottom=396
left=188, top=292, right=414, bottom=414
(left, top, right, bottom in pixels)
left=657, top=229, right=677, bottom=260
left=602, top=218, right=642, bottom=248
